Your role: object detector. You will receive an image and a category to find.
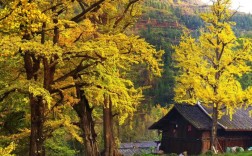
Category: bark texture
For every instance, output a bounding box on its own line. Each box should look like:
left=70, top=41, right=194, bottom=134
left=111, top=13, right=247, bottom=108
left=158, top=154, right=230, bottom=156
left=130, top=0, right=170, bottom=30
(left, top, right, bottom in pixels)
left=74, top=85, right=100, bottom=156
left=29, top=96, right=45, bottom=156
left=102, top=96, right=121, bottom=156
left=211, top=105, right=218, bottom=153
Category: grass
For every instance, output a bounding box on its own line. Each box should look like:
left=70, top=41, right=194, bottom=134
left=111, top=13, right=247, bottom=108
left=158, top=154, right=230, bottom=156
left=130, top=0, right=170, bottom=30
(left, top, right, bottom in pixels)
left=199, top=150, right=252, bottom=156
left=217, top=151, right=252, bottom=156
left=136, top=151, right=252, bottom=156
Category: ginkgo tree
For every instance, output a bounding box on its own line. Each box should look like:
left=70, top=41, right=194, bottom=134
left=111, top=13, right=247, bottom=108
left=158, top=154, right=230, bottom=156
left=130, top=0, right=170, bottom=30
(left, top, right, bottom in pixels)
left=78, top=34, right=162, bottom=156
left=173, top=0, right=252, bottom=152
left=0, top=0, right=163, bottom=156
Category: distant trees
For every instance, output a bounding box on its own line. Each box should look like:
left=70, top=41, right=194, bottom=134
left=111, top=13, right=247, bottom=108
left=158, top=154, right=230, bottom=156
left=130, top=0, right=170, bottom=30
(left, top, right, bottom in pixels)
left=231, top=13, right=252, bottom=37
left=144, top=0, right=171, bottom=10
left=232, top=14, right=252, bottom=31
left=139, top=27, right=178, bottom=105
left=139, top=0, right=182, bottom=105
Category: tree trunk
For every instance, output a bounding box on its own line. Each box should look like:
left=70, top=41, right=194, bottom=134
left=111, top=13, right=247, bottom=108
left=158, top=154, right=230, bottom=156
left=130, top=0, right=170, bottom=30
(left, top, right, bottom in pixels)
left=24, top=51, right=46, bottom=156
left=73, top=85, right=100, bottom=156
left=25, top=53, right=54, bottom=156
left=29, top=96, right=45, bottom=156
left=211, top=104, right=218, bottom=153
left=102, top=95, right=121, bottom=156
left=103, top=102, right=111, bottom=156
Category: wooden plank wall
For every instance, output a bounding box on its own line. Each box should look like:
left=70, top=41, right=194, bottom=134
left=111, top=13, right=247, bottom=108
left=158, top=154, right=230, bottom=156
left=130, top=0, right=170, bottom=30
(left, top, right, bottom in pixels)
left=161, top=136, right=202, bottom=155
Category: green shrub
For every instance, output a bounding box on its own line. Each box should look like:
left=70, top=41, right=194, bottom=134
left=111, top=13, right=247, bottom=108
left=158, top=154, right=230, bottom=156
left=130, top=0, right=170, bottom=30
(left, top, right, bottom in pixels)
left=204, top=150, right=213, bottom=156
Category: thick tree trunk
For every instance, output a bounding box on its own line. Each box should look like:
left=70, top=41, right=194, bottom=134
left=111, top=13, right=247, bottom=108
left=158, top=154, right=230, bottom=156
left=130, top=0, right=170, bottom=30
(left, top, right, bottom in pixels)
left=73, top=85, right=100, bottom=156
left=25, top=53, right=54, bottom=156
left=103, top=105, right=111, bottom=156
left=29, top=96, right=45, bottom=156
left=211, top=104, right=218, bottom=153
left=24, top=52, right=46, bottom=156
left=102, top=96, right=121, bottom=156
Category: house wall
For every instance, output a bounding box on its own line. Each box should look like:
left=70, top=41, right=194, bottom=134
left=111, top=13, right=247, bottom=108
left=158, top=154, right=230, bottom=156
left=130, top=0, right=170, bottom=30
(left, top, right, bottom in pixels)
left=159, top=109, right=252, bottom=155
left=160, top=109, right=204, bottom=155
left=196, top=129, right=252, bottom=153
left=201, top=131, right=211, bottom=153
left=217, top=131, right=252, bottom=152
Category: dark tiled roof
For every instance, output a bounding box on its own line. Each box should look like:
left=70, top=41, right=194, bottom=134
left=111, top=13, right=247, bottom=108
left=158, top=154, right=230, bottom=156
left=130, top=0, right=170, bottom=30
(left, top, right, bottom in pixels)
left=119, top=148, right=153, bottom=156
left=175, top=104, right=213, bottom=130
left=149, top=104, right=252, bottom=131
left=119, top=141, right=157, bottom=149
left=148, top=117, right=168, bottom=130
left=119, top=141, right=157, bottom=156
left=120, top=141, right=157, bottom=148
left=202, top=105, right=252, bottom=131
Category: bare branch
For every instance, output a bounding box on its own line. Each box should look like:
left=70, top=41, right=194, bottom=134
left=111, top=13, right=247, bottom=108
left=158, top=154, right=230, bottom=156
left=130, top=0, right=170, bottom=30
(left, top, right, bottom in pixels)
left=74, top=31, right=84, bottom=43
left=113, top=0, right=139, bottom=28
left=71, top=0, right=105, bottom=23
left=53, top=60, right=97, bottom=83
left=0, top=88, right=28, bottom=102
left=0, top=89, right=15, bottom=102
left=51, top=82, right=90, bottom=94
left=42, top=3, right=63, bottom=13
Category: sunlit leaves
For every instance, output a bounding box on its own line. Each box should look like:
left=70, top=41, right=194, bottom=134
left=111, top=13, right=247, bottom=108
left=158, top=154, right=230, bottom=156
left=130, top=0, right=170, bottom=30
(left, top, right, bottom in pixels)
left=0, top=0, right=162, bottom=154
left=44, top=114, right=83, bottom=144
left=0, top=142, right=16, bottom=156
left=173, top=0, right=252, bottom=117
left=72, top=33, right=163, bottom=124
left=0, top=0, right=49, bottom=34
left=0, top=80, right=52, bottom=108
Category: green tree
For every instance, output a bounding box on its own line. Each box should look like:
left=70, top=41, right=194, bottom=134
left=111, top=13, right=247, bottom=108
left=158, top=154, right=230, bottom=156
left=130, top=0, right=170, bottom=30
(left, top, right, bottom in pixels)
left=173, top=0, right=252, bottom=151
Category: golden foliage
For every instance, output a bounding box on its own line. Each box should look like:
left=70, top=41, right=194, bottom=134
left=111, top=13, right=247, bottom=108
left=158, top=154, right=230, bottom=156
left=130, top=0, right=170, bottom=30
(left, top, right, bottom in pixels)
left=173, top=0, right=252, bottom=118
left=0, top=0, right=163, bottom=152
left=0, top=142, right=16, bottom=156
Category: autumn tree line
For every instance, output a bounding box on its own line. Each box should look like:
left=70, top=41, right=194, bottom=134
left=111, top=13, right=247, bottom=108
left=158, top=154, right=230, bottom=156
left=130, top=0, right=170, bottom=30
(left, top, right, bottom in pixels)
left=1, top=0, right=252, bottom=155
left=0, top=0, right=163, bottom=155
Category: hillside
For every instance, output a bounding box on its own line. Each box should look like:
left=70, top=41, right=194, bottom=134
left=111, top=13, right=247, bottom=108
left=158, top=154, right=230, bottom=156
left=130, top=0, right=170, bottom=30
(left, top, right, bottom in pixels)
left=136, top=0, right=252, bottom=33
left=126, top=1, right=252, bottom=141
left=123, top=0, right=252, bottom=152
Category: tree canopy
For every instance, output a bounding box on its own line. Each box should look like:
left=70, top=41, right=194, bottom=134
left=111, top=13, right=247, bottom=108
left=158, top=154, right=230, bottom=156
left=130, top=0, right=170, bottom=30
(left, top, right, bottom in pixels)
left=174, top=0, right=252, bottom=117
left=0, top=0, right=163, bottom=155
left=173, top=0, right=252, bottom=150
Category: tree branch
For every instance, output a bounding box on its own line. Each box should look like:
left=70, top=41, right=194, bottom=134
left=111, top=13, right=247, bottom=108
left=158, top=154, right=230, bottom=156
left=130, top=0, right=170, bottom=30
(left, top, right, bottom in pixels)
left=0, top=88, right=28, bottom=102
left=0, top=89, right=15, bottom=102
left=42, top=3, right=64, bottom=13
left=51, top=82, right=90, bottom=94
left=53, top=60, right=97, bottom=83
left=71, top=0, right=105, bottom=23
left=113, top=0, right=139, bottom=29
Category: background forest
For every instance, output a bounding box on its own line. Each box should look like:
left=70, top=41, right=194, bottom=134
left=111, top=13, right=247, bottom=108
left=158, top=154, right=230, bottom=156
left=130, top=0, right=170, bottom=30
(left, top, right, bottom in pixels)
left=1, top=0, right=252, bottom=156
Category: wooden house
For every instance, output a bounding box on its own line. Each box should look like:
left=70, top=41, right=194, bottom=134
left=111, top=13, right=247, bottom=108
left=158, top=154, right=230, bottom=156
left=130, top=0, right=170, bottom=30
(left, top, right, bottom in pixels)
left=149, top=104, right=252, bottom=155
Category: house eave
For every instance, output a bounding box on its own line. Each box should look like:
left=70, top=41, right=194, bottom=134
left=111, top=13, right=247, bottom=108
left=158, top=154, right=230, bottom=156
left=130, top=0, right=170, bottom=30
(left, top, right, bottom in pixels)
left=197, top=103, right=228, bottom=129
left=223, top=129, right=252, bottom=132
